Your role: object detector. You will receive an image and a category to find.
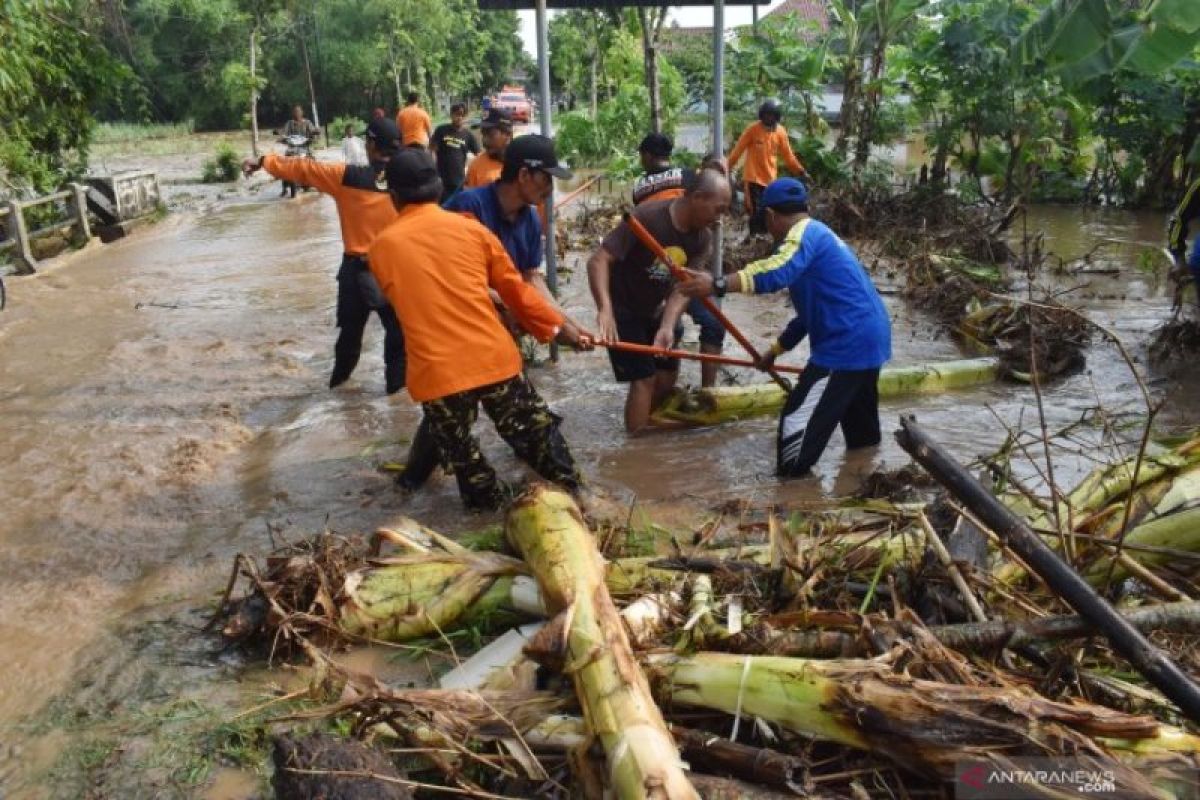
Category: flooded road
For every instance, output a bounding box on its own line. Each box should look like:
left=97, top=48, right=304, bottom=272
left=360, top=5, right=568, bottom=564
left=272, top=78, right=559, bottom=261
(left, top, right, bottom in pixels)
left=0, top=184, right=1197, bottom=794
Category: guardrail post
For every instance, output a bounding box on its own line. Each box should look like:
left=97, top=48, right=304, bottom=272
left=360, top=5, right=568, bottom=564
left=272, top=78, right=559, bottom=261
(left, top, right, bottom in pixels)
left=3, top=200, right=36, bottom=274
left=67, top=182, right=92, bottom=246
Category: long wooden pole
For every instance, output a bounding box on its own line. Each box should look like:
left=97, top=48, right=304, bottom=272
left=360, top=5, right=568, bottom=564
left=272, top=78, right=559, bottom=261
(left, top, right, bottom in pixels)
left=622, top=212, right=792, bottom=391
left=895, top=415, right=1200, bottom=725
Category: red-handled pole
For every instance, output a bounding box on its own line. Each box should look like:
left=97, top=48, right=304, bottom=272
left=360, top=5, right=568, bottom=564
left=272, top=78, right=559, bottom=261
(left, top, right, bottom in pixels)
left=622, top=212, right=792, bottom=392
left=599, top=339, right=803, bottom=376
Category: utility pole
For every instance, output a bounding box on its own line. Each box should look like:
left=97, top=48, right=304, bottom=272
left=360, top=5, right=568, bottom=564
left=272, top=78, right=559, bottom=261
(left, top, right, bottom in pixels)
left=711, top=0, right=725, bottom=275
left=536, top=0, right=559, bottom=362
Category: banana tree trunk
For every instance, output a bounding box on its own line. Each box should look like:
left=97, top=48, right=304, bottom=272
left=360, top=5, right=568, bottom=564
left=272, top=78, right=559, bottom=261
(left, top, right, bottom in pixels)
left=655, top=357, right=1000, bottom=426
left=507, top=485, right=699, bottom=800
left=646, top=651, right=1196, bottom=793
left=996, top=449, right=1200, bottom=586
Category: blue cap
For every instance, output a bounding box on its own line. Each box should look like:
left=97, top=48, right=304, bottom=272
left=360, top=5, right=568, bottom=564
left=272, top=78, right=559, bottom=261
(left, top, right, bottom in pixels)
left=760, top=178, right=808, bottom=209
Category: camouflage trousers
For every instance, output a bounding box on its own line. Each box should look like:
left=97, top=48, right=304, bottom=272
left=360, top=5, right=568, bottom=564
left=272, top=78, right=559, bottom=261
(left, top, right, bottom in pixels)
left=402, top=375, right=582, bottom=510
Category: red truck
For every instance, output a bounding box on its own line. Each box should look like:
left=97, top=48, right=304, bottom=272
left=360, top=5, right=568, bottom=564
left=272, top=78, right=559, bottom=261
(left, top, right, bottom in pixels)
left=490, top=85, right=533, bottom=124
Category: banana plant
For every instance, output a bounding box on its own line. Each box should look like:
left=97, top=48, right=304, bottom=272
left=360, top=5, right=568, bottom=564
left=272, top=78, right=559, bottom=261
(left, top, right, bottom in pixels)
left=1019, top=0, right=1200, bottom=82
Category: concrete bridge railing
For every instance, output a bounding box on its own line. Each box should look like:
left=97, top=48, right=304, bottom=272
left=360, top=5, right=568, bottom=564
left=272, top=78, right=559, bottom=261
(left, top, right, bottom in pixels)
left=1, top=184, right=92, bottom=275
left=0, top=172, right=161, bottom=275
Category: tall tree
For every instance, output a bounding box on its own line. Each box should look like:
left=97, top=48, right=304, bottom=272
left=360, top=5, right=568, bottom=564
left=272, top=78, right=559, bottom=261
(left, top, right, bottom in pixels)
left=550, top=10, right=617, bottom=117
left=635, top=5, right=670, bottom=133
left=0, top=0, right=130, bottom=192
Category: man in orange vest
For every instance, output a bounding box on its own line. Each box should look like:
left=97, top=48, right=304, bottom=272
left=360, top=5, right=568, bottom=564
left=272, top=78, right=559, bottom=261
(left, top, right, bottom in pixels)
left=465, top=108, right=513, bottom=188
left=242, top=117, right=406, bottom=394
left=397, top=91, right=433, bottom=147
left=728, top=99, right=806, bottom=235
left=369, top=149, right=593, bottom=510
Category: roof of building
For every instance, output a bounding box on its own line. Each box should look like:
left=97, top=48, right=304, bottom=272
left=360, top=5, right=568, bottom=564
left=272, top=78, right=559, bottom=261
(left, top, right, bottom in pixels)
left=765, top=0, right=829, bottom=29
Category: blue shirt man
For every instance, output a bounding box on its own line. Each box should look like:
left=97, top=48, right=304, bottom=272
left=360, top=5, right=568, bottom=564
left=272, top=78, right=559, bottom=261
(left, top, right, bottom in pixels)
left=678, top=177, right=892, bottom=477
left=445, top=182, right=543, bottom=273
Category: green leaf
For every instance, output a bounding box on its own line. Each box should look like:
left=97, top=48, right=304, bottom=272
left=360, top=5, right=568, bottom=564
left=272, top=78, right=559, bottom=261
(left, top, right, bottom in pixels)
left=1147, top=0, right=1200, bottom=35
left=1119, top=20, right=1200, bottom=73
left=1018, top=0, right=1111, bottom=68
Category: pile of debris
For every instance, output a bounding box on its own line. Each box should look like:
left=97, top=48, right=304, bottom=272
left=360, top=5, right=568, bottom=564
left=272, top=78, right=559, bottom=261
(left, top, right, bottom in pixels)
left=556, top=198, right=625, bottom=257
left=903, top=250, right=1091, bottom=379
left=215, top=424, right=1200, bottom=799
left=1150, top=318, right=1200, bottom=363
left=814, top=186, right=1016, bottom=263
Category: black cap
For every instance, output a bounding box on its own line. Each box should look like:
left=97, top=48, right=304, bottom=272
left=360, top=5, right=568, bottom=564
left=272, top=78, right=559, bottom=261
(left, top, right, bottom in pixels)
left=362, top=117, right=401, bottom=150
left=504, top=134, right=573, bottom=180
left=479, top=108, right=514, bottom=131
left=385, top=148, right=441, bottom=199
left=638, top=132, right=673, bottom=158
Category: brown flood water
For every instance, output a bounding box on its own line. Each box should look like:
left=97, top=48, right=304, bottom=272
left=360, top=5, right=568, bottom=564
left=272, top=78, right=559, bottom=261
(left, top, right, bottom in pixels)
left=0, top=189, right=1197, bottom=793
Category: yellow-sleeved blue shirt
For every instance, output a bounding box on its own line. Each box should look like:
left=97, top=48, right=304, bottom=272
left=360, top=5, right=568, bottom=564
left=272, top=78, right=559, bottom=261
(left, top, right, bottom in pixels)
left=738, top=218, right=891, bottom=371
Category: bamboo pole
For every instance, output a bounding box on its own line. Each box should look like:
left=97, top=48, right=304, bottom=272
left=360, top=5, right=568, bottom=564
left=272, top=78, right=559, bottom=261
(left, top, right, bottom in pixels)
left=506, top=485, right=699, bottom=799
left=895, top=415, right=1200, bottom=725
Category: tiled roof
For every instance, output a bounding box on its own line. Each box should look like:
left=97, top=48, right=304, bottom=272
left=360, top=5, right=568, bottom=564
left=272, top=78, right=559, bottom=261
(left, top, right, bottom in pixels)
left=765, top=0, right=829, bottom=29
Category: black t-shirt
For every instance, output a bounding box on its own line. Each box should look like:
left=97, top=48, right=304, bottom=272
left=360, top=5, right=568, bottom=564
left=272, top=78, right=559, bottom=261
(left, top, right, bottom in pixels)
left=430, top=124, right=479, bottom=187
left=631, top=166, right=696, bottom=205
left=601, top=199, right=712, bottom=320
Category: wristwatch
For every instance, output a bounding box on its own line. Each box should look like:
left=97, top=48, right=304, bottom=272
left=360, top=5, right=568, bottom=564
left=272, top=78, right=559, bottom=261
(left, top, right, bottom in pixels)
left=713, top=275, right=728, bottom=298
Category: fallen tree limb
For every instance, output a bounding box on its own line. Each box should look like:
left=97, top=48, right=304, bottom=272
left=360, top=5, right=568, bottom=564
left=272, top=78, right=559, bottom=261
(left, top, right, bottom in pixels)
left=507, top=485, right=699, bottom=799
left=671, top=725, right=806, bottom=794
left=896, top=415, right=1200, bottom=724
left=931, top=601, right=1200, bottom=652
left=733, top=602, right=1200, bottom=658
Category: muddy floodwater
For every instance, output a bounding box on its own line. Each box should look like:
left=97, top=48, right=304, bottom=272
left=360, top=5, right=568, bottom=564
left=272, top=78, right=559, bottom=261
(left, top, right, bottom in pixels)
left=0, top=177, right=1197, bottom=796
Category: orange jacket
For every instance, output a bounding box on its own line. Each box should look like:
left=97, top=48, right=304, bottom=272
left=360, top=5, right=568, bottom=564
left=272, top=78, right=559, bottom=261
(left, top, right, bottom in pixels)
left=368, top=203, right=563, bottom=402
left=728, top=121, right=805, bottom=187
left=397, top=105, right=433, bottom=146
left=262, top=155, right=396, bottom=256
left=465, top=152, right=504, bottom=188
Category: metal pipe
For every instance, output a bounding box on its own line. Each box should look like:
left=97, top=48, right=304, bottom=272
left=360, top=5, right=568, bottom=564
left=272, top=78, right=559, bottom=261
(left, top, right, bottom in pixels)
left=535, top=0, right=559, bottom=362
left=895, top=415, right=1200, bottom=725
left=712, top=0, right=726, bottom=277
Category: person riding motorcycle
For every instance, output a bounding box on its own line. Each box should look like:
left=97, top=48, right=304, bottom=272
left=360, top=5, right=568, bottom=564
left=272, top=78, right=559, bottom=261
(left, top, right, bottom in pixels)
left=275, top=105, right=319, bottom=198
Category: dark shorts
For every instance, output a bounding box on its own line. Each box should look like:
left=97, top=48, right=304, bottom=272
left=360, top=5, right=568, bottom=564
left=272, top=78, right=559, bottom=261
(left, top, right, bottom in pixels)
left=607, top=313, right=684, bottom=383
left=686, top=297, right=726, bottom=347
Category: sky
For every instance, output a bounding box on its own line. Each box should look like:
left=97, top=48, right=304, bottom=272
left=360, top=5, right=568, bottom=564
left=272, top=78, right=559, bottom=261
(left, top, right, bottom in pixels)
left=516, top=2, right=790, bottom=57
